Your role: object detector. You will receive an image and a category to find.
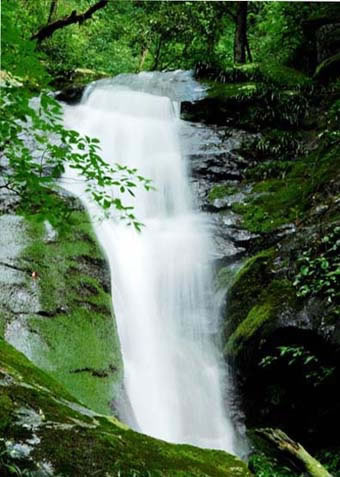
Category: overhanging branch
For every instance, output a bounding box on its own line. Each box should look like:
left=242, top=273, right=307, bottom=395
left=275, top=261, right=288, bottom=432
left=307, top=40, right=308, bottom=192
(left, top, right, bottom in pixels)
left=31, top=0, right=109, bottom=44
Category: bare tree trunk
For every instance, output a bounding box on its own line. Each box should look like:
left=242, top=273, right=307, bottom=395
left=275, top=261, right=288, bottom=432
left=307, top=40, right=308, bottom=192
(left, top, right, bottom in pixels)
left=255, top=428, right=332, bottom=477
left=234, top=1, right=248, bottom=64
left=32, top=0, right=108, bottom=44
left=47, top=0, right=58, bottom=24
left=138, top=47, right=149, bottom=72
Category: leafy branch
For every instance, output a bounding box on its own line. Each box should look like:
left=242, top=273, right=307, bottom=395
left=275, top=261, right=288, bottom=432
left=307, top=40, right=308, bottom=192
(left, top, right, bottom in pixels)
left=0, top=84, right=153, bottom=230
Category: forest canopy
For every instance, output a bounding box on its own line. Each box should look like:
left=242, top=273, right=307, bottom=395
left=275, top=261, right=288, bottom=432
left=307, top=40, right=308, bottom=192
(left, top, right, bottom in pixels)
left=3, top=0, right=335, bottom=84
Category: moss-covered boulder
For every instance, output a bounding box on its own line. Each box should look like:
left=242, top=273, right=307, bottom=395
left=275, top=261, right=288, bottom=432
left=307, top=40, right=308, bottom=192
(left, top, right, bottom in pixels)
left=222, top=249, right=299, bottom=363
left=0, top=338, right=252, bottom=476
left=0, top=206, right=122, bottom=416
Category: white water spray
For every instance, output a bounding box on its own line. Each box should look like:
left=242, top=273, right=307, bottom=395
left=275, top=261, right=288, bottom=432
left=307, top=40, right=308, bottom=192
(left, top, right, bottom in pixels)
left=62, top=71, right=236, bottom=452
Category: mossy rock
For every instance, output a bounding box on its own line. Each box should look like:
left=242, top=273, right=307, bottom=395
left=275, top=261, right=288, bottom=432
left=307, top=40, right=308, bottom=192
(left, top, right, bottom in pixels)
left=222, top=246, right=298, bottom=362
left=226, top=279, right=297, bottom=360
left=223, top=249, right=275, bottom=338
left=208, top=184, right=239, bottom=202
left=232, top=141, right=340, bottom=234
left=0, top=208, right=123, bottom=416
left=0, top=338, right=252, bottom=476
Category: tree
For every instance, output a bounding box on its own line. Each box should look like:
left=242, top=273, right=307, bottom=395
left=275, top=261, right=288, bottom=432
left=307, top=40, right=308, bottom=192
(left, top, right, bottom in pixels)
left=233, top=1, right=252, bottom=64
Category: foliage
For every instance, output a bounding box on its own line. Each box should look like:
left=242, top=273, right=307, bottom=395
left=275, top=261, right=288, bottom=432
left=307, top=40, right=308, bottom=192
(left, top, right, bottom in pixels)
left=260, top=345, right=335, bottom=387
left=318, top=99, right=340, bottom=146
left=293, top=226, right=340, bottom=304
left=4, top=0, right=333, bottom=81
left=316, top=449, right=340, bottom=477
left=0, top=85, right=152, bottom=229
left=253, top=130, right=304, bottom=160
left=1, top=2, right=50, bottom=88
left=249, top=2, right=311, bottom=66
left=0, top=441, right=35, bottom=476
left=248, top=452, right=301, bottom=477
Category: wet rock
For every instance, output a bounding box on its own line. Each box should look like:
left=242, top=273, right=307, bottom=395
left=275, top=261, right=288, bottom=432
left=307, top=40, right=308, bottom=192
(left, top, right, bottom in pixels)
left=0, top=206, right=123, bottom=416
left=55, top=85, right=85, bottom=105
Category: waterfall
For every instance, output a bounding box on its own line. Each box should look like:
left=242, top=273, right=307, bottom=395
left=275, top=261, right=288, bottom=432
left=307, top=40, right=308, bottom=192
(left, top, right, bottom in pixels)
left=62, top=71, right=236, bottom=453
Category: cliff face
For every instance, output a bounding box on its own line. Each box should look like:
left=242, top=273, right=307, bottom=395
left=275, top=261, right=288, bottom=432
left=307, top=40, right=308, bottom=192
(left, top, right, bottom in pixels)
left=186, top=58, right=339, bottom=474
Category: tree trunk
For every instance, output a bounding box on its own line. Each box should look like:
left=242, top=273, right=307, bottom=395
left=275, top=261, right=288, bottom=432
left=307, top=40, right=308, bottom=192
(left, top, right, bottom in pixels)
left=254, top=428, right=332, bottom=477
left=152, top=36, right=163, bottom=71
left=234, top=1, right=248, bottom=64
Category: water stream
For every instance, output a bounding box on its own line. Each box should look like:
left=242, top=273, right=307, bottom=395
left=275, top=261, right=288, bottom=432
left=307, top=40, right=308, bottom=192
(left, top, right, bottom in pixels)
left=62, top=71, right=236, bottom=453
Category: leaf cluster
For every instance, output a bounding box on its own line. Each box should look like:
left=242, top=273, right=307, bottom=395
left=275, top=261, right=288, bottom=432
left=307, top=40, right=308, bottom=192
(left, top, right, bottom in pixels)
left=293, top=226, right=340, bottom=304
left=260, top=345, right=335, bottom=387
left=0, top=85, right=152, bottom=230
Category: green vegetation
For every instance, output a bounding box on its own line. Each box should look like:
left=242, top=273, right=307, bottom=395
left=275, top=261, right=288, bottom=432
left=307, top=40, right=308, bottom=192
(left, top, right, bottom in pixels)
left=293, top=226, right=340, bottom=304
left=231, top=141, right=340, bottom=234
left=248, top=453, right=301, bottom=477
left=260, top=345, right=335, bottom=387
left=1, top=85, right=152, bottom=229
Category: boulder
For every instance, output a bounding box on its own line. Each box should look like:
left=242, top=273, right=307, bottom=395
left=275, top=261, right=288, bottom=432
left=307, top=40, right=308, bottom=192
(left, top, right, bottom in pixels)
left=0, top=338, right=253, bottom=476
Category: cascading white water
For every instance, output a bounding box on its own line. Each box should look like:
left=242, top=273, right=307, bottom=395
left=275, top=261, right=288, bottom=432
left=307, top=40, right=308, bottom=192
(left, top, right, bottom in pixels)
left=62, top=71, right=236, bottom=453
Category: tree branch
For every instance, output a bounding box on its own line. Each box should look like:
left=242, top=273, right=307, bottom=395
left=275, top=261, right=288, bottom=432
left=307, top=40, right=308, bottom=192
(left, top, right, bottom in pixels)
left=31, top=0, right=108, bottom=44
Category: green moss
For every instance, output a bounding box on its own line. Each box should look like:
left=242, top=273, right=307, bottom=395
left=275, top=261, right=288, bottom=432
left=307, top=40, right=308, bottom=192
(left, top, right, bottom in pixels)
left=258, top=63, right=312, bottom=89
left=7, top=209, right=123, bottom=415
left=207, top=63, right=312, bottom=89
left=208, top=184, right=239, bottom=202
left=227, top=303, right=273, bottom=357
left=227, top=277, right=297, bottom=357
left=0, top=338, right=75, bottom=403
left=206, top=81, right=258, bottom=100
left=0, top=338, right=252, bottom=476
left=223, top=245, right=297, bottom=360
left=225, top=249, right=275, bottom=336
left=216, top=265, right=242, bottom=291
left=27, top=308, right=121, bottom=414
left=0, top=394, right=14, bottom=432
left=233, top=143, right=340, bottom=233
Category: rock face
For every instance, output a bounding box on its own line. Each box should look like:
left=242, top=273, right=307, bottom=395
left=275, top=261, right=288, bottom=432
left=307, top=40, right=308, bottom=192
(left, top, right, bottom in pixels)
left=0, top=200, right=123, bottom=416
left=184, top=70, right=340, bottom=462
left=0, top=338, right=253, bottom=476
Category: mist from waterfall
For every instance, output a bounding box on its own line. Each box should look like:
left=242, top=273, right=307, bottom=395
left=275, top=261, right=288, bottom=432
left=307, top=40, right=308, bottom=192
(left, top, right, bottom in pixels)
left=62, top=71, right=236, bottom=453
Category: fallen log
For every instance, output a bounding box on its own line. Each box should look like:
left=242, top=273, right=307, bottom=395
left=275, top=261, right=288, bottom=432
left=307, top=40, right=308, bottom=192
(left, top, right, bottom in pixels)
left=254, top=428, right=332, bottom=477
